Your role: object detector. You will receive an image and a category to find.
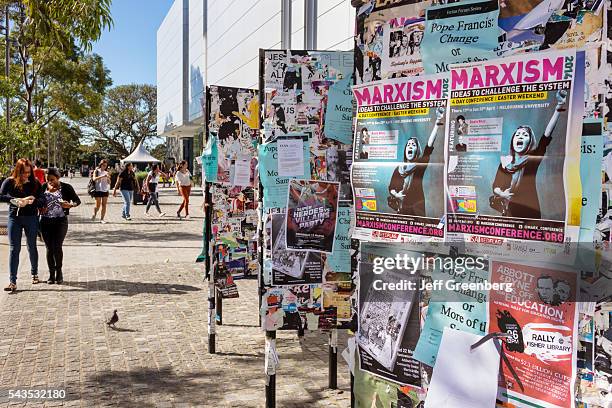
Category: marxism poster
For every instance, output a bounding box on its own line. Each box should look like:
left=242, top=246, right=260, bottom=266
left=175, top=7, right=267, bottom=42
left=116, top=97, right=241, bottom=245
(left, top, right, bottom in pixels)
left=351, top=73, right=447, bottom=243
left=444, top=49, right=585, bottom=259
left=488, top=260, right=578, bottom=408
left=285, top=179, right=340, bottom=253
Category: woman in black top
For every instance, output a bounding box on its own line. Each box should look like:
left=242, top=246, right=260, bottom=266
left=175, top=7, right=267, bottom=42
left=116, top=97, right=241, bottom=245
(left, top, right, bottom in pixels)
left=113, top=163, right=139, bottom=221
left=38, top=168, right=81, bottom=284
left=491, top=90, right=567, bottom=219
left=388, top=108, right=445, bottom=216
left=0, top=158, right=42, bottom=291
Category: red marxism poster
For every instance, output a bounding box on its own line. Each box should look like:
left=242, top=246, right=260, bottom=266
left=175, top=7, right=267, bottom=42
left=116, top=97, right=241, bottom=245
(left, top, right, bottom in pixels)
left=489, top=261, right=578, bottom=408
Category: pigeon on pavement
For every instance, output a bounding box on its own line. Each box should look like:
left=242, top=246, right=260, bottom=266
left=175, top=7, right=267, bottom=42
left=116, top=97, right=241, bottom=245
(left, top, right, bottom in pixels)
left=106, top=310, right=119, bottom=328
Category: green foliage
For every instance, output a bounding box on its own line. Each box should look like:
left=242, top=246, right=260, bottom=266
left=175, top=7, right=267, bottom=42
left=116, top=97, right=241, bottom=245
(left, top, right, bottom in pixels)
left=0, top=0, right=113, bottom=171
left=135, top=171, right=148, bottom=184
left=0, top=120, right=42, bottom=173
left=80, top=84, right=157, bottom=158
left=150, top=142, right=167, bottom=162
left=21, top=0, right=113, bottom=52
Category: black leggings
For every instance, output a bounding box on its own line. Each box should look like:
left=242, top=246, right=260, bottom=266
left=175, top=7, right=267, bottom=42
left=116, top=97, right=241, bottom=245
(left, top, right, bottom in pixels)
left=40, top=217, right=68, bottom=279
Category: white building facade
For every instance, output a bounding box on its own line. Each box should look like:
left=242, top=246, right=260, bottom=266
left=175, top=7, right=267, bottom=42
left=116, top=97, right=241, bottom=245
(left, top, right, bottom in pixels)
left=156, top=0, right=355, bottom=168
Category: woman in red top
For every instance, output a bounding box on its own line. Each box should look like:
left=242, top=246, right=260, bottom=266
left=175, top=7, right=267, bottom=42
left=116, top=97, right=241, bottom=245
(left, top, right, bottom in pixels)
left=33, top=160, right=46, bottom=185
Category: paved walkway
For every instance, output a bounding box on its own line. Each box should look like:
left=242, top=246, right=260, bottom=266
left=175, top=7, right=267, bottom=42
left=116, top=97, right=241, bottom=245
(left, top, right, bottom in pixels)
left=0, top=177, right=349, bottom=407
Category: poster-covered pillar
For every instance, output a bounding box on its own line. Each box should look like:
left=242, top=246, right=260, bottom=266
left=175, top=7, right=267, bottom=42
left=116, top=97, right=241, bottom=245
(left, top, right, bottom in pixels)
left=204, top=182, right=216, bottom=354
left=304, top=0, right=317, bottom=49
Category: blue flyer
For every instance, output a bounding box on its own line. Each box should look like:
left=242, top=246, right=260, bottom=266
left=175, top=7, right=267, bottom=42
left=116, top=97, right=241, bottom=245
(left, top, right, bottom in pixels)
left=421, top=0, right=499, bottom=74
left=326, top=206, right=352, bottom=272
left=258, top=135, right=311, bottom=210
left=324, top=75, right=354, bottom=144
left=202, top=132, right=219, bottom=183
left=413, top=255, right=488, bottom=367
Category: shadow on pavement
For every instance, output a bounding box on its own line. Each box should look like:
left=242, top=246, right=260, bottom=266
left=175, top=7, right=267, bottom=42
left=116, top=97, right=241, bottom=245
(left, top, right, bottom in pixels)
left=221, top=323, right=260, bottom=328
left=65, top=229, right=203, bottom=244
left=77, top=365, right=253, bottom=406
left=60, top=279, right=202, bottom=296
left=108, top=326, right=139, bottom=333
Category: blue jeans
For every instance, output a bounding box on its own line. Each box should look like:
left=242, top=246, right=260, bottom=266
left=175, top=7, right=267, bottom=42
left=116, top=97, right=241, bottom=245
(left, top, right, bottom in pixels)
left=7, top=215, right=39, bottom=283
left=120, top=190, right=133, bottom=218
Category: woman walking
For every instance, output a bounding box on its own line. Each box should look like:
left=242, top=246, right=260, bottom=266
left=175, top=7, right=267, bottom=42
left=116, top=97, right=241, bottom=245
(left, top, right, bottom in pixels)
left=91, top=159, right=110, bottom=224
left=175, top=160, right=192, bottom=219
left=144, top=164, right=167, bottom=217
left=0, top=159, right=42, bottom=292
left=113, top=163, right=139, bottom=221
left=39, top=168, right=80, bottom=284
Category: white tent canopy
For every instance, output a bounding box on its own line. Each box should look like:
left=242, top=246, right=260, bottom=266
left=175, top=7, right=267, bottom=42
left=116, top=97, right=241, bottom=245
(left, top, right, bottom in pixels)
left=121, top=141, right=160, bottom=164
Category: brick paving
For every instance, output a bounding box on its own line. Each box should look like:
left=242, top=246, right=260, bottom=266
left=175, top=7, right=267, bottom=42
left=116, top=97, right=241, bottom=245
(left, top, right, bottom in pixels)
left=0, top=178, right=350, bottom=407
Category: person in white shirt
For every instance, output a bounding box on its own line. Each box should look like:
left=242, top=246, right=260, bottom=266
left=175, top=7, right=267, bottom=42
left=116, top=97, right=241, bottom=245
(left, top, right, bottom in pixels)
left=91, top=159, right=110, bottom=224
left=174, top=160, right=192, bottom=219
left=143, top=164, right=168, bottom=217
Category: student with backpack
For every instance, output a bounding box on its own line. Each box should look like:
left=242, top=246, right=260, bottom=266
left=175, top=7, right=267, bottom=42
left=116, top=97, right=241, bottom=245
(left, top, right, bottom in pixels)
left=90, top=159, right=110, bottom=224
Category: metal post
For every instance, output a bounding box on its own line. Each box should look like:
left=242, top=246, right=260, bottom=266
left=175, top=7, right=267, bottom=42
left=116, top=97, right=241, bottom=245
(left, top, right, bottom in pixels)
left=304, top=0, right=317, bottom=49
left=265, top=330, right=276, bottom=408
left=4, top=5, right=9, bottom=127
left=46, top=128, right=50, bottom=166
left=328, top=329, right=337, bottom=389
left=204, top=181, right=216, bottom=354
left=4, top=5, right=10, bottom=164
left=216, top=288, right=223, bottom=325
left=53, top=129, right=57, bottom=167
left=350, top=373, right=355, bottom=408
left=281, top=0, right=291, bottom=49
left=207, top=279, right=216, bottom=354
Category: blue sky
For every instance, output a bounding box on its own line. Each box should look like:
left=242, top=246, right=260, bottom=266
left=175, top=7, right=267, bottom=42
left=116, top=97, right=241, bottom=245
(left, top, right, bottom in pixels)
left=92, top=0, right=175, bottom=87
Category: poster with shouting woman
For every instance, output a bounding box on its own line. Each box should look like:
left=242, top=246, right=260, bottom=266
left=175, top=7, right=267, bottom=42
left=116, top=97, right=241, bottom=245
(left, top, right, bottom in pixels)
left=351, top=73, right=448, bottom=243
left=445, top=50, right=585, bottom=260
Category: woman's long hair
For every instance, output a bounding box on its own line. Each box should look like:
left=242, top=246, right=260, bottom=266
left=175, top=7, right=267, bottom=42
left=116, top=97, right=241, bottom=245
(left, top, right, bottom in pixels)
left=10, top=158, right=38, bottom=191
left=97, top=159, right=108, bottom=169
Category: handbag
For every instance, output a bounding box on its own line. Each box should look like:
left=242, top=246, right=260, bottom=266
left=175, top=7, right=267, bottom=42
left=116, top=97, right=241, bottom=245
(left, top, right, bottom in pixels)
left=87, top=169, right=98, bottom=196
left=87, top=178, right=96, bottom=196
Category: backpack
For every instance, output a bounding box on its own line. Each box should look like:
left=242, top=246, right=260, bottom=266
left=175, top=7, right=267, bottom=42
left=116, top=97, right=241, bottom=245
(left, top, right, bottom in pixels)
left=87, top=170, right=97, bottom=196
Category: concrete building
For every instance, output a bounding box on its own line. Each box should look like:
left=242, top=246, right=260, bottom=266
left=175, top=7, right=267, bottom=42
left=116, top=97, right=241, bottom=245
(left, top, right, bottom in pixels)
left=156, top=0, right=355, bottom=168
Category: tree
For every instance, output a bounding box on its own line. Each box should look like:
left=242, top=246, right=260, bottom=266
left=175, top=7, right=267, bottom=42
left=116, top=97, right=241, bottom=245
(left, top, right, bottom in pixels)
left=150, top=142, right=167, bottom=162
left=0, top=0, right=112, bottom=169
left=80, top=84, right=157, bottom=157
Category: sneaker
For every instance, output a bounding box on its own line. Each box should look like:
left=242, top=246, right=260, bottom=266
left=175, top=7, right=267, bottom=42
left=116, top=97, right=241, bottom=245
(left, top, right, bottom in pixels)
left=126, top=216, right=132, bottom=221
left=159, top=212, right=166, bottom=218
left=47, top=279, right=55, bottom=284
left=100, top=220, right=107, bottom=224
left=32, top=275, right=40, bottom=284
